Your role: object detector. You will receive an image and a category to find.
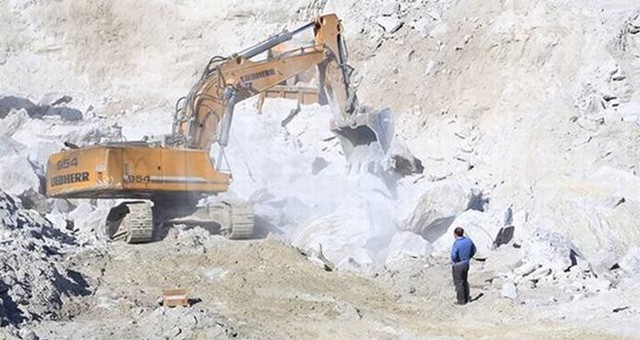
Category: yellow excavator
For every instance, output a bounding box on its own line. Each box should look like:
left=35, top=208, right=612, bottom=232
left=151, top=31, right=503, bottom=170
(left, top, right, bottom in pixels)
left=45, top=14, right=393, bottom=243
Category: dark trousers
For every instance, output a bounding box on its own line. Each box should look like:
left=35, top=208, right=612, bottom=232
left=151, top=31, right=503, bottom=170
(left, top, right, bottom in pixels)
left=452, top=261, right=470, bottom=304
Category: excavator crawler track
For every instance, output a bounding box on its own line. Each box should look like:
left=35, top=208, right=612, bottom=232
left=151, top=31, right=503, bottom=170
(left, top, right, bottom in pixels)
left=106, top=201, right=154, bottom=244
left=123, top=202, right=154, bottom=243
left=162, top=198, right=255, bottom=240
left=222, top=200, right=255, bottom=240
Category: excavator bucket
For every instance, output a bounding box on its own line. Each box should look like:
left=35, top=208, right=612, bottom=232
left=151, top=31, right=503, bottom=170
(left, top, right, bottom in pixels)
left=330, top=108, right=394, bottom=171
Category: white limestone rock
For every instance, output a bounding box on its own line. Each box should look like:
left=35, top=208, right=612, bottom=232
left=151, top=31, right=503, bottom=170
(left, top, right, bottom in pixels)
left=429, top=210, right=498, bottom=259
left=619, top=247, right=640, bottom=275
left=501, top=281, right=518, bottom=300
left=385, top=231, right=434, bottom=263
left=584, top=278, right=611, bottom=293
left=521, top=228, right=575, bottom=273
left=376, top=16, right=404, bottom=33
left=527, top=266, right=552, bottom=282
left=514, top=262, right=539, bottom=277
left=0, top=155, right=40, bottom=195
left=405, top=180, right=483, bottom=242
left=0, top=109, right=30, bottom=137
left=379, top=2, right=399, bottom=16
left=68, top=202, right=111, bottom=245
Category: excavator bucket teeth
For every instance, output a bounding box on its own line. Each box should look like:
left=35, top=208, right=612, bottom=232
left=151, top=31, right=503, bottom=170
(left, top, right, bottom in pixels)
left=331, top=108, right=394, bottom=169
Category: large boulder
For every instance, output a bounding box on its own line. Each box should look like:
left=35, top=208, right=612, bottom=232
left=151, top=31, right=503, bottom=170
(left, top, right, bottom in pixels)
left=45, top=106, right=83, bottom=121
left=0, top=155, right=41, bottom=195
left=67, top=201, right=112, bottom=245
left=519, top=228, right=576, bottom=273
left=0, top=110, right=64, bottom=168
left=385, top=231, right=434, bottom=263
left=404, top=180, right=485, bottom=242
left=0, top=96, right=82, bottom=121
left=430, top=210, right=499, bottom=258
left=0, top=109, right=30, bottom=138
left=385, top=140, right=424, bottom=176
left=529, top=167, right=640, bottom=272
left=291, top=202, right=396, bottom=269
left=0, top=96, right=42, bottom=119
left=0, top=136, right=22, bottom=157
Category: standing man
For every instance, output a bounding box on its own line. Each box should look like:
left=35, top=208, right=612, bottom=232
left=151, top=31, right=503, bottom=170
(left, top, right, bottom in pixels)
left=451, top=227, right=476, bottom=305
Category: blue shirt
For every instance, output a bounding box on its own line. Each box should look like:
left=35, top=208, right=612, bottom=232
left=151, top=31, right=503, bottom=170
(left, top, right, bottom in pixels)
left=451, top=236, right=476, bottom=264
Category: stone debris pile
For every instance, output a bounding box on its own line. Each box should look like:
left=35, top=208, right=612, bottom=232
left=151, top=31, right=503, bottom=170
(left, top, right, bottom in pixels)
left=0, top=191, right=90, bottom=327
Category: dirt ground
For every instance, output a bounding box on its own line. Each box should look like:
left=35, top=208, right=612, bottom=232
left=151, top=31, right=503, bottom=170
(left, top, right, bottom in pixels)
left=16, top=230, right=627, bottom=340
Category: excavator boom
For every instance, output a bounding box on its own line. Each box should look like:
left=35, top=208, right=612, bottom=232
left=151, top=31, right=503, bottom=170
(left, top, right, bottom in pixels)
left=175, top=46, right=328, bottom=152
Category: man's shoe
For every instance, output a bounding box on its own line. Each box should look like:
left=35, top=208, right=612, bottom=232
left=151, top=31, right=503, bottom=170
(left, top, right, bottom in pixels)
left=453, top=301, right=467, bottom=306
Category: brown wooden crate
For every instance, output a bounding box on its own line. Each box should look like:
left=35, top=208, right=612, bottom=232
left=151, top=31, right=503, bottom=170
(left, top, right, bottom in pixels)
left=162, top=288, right=189, bottom=307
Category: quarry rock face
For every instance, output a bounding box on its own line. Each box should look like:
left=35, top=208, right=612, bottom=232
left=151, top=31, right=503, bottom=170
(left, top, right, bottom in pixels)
left=0, top=0, right=639, bottom=337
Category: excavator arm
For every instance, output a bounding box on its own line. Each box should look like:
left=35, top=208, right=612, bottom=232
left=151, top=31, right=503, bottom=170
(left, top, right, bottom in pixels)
left=176, top=47, right=336, bottom=151
left=172, top=14, right=392, bottom=169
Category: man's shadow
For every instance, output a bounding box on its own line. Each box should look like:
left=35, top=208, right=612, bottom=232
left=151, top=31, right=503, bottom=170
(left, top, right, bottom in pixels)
left=470, top=292, right=484, bottom=302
